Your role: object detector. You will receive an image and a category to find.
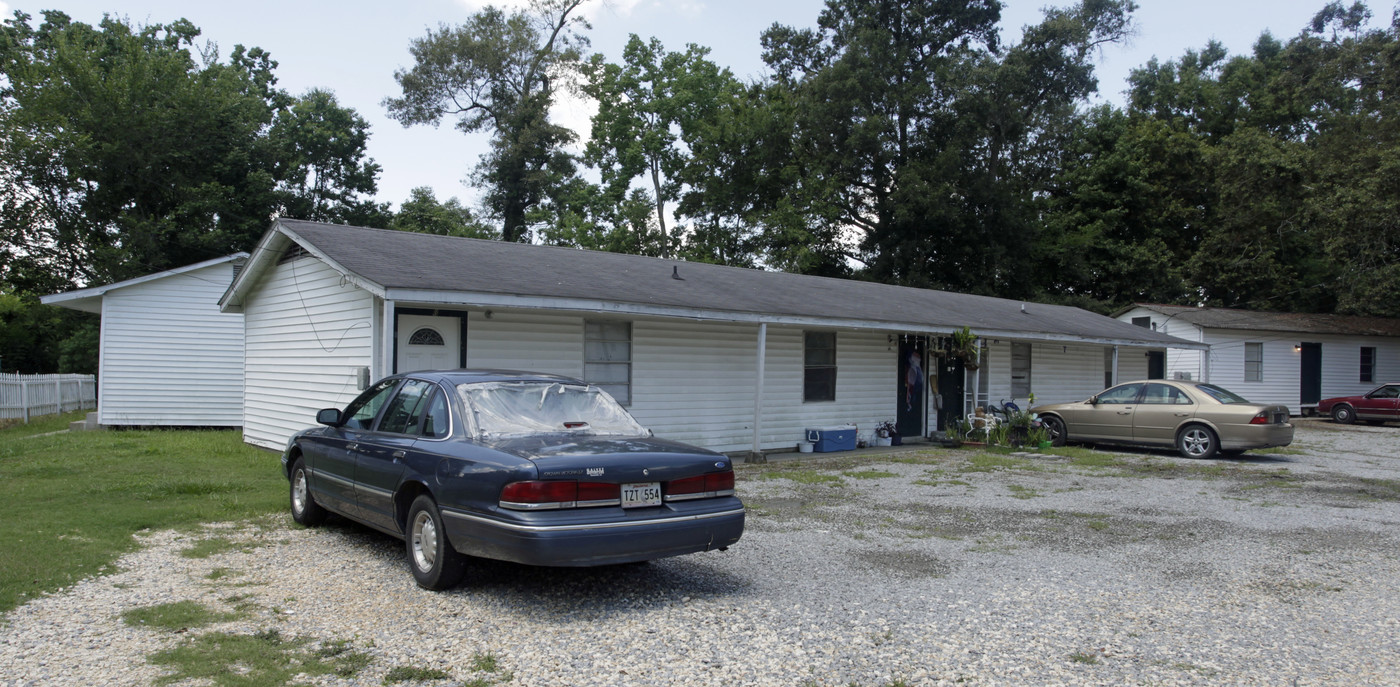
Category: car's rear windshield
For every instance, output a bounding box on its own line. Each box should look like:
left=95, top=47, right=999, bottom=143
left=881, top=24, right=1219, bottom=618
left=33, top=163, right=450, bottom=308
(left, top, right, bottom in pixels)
left=1195, top=384, right=1252, bottom=404
left=457, top=381, right=647, bottom=438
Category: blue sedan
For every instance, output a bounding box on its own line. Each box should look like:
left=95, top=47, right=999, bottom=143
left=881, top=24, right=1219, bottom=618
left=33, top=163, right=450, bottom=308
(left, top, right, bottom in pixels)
left=282, top=370, right=745, bottom=590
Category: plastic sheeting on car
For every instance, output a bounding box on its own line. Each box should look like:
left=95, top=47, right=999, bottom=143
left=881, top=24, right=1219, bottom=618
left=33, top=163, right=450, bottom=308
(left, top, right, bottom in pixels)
left=457, top=381, right=648, bottom=439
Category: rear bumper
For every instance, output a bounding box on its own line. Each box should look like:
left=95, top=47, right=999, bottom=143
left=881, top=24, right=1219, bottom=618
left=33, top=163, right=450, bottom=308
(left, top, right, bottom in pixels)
left=1219, top=423, right=1294, bottom=450
left=439, top=501, right=745, bottom=567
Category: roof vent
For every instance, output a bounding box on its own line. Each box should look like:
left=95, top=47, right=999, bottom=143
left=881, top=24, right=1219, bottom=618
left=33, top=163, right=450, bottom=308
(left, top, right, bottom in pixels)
left=672, top=265, right=683, bottom=280
left=1020, top=303, right=1027, bottom=313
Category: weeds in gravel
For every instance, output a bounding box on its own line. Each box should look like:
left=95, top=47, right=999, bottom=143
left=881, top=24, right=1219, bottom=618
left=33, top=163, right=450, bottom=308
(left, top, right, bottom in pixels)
left=148, top=629, right=368, bottom=686
left=965, top=454, right=1037, bottom=472
left=1069, top=650, right=1100, bottom=664
left=384, top=665, right=453, bottom=684
left=1006, top=484, right=1041, bottom=499
left=759, top=469, right=846, bottom=486
left=845, top=469, right=899, bottom=479
left=181, top=535, right=258, bottom=559
left=121, top=600, right=240, bottom=631
left=0, top=423, right=284, bottom=613
left=205, top=567, right=239, bottom=580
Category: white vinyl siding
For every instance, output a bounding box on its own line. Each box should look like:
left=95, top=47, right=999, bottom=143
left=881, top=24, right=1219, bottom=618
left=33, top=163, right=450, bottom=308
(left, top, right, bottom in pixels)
left=242, top=256, right=374, bottom=449
left=97, top=263, right=244, bottom=426
left=465, top=310, right=584, bottom=378
left=756, top=327, right=892, bottom=453
left=1027, top=343, right=1110, bottom=406
left=628, top=323, right=894, bottom=454
left=1115, top=348, right=1154, bottom=383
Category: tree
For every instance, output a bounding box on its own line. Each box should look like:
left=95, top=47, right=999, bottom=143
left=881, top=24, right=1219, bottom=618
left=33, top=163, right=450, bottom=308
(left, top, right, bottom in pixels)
left=756, top=0, right=1136, bottom=290
left=581, top=35, right=742, bottom=258
left=0, top=11, right=282, bottom=286
left=0, top=11, right=388, bottom=292
left=385, top=0, right=590, bottom=243
left=390, top=186, right=496, bottom=238
left=0, top=11, right=386, bottom=372
left=272, top=89, right=391, bottom=227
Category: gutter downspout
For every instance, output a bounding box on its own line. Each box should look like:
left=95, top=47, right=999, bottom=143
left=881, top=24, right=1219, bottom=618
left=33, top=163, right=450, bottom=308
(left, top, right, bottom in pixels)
left=1111, top=345, right=1120, bottom=386
left=750, top=322, right=767, bottom=463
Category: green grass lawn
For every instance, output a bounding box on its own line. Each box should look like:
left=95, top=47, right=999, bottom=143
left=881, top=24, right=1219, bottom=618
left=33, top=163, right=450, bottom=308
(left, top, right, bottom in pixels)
left=0, top=412, right=286, bottom=613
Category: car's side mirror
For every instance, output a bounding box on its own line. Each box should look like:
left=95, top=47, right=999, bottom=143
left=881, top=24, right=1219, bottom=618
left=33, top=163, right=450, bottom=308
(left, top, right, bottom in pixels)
left=1088, top=397, right=1098, bottom=405
left=316, top=408, right=344, bottom=427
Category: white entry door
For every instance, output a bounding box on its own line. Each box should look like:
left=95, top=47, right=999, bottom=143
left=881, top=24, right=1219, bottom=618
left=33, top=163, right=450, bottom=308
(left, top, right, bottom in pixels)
left=396, top=314, right=461, bottom=373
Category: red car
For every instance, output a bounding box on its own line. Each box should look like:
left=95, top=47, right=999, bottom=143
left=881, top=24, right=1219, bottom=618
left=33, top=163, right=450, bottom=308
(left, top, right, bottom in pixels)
left=1317, top=383, right=1400, bottom=425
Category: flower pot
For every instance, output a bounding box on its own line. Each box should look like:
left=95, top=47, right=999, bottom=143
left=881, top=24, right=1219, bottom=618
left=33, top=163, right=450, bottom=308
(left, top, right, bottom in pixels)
left=1038, top=441, right=1053, bottom=449
left=875, top=437, right=892, bottom=447
left=890, top=435, right=902, bottom=446
left=798, top=441, right=814, bottom=453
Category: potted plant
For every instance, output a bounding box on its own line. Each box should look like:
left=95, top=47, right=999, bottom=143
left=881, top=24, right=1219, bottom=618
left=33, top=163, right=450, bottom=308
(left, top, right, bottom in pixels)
left=875, top=420, right=897, bottom=447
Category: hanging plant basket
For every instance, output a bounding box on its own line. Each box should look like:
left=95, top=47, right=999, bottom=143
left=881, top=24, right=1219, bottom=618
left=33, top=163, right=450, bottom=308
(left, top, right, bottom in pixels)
left=943, top=326, right=980, bottom=370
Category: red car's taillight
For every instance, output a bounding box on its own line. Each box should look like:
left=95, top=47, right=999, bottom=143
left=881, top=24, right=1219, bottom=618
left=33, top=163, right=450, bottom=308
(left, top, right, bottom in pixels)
left=665, top=470, right=736, bottom=502
left=500, top=481, right=621, bottom=510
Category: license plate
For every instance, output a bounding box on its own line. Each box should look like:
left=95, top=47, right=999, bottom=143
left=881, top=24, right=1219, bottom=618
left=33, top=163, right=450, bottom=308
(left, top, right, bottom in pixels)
left=1273, top=412, right=1287, bottom=424
left=621, top=482, right=661, bottom=508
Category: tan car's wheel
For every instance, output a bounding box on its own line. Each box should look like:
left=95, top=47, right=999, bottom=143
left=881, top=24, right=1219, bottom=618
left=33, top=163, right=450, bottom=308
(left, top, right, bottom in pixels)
left=1176, top=425, right=1219, bottom=460
left=1041, top=416, right=1067, bottom=447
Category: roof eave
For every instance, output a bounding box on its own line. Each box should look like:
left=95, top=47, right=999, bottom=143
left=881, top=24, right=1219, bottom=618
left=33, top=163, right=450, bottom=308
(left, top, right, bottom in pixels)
left=45, top=252, right=247, bottom=314
left=385, top=288, right=1208, bottom=351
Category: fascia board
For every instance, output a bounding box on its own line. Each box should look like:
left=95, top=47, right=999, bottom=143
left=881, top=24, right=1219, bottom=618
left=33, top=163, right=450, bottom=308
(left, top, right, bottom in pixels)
left=385, top=288, right=1210, bottom=351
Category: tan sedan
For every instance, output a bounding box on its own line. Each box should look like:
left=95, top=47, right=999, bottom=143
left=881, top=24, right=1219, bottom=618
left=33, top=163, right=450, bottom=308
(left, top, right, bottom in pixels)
left=1031, top=380, right=1294, bottom=459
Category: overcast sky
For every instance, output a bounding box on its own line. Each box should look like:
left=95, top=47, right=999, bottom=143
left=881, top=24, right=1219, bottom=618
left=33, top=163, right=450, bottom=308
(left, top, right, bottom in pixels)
left=4, top=0, right=1360, bottom=210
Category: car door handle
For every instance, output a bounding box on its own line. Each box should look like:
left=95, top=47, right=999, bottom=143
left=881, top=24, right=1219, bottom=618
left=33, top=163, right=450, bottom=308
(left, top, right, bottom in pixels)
left=1174, top=412, right=1191, bottom=417
left=1116, top=410, right=1132, bottom=415
left=346, top=443, right=358, bottom=451
left=392, top=450, right=406, bottom=461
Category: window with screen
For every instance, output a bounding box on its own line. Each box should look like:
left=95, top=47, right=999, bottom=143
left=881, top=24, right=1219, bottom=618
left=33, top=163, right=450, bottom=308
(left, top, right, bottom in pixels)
left=585, top=321, right=632, bottom=405
left=1361, top=346, right=1376, bottom=383
left=804, top=331, right=837, bottom=402
left=1244, top=342, right=1263, bottom=382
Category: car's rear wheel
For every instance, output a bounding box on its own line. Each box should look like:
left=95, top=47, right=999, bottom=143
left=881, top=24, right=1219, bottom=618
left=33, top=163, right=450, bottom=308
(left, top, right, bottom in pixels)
left=1176, top=425, right=1219, bottom=460
left=289, top=458, right=327, bottom=526
left=1332, top=404, right=1356, bottom=424
left=1041, top=415, right=1067, bottom=447
left=406, top=495, right=466, bottom=590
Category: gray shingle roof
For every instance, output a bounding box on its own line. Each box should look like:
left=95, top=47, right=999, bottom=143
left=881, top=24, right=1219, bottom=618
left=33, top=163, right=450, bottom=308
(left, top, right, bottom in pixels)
left=256, top=219, right=1195, bottom=348
left=1130, top=304, right=1400, bottom=337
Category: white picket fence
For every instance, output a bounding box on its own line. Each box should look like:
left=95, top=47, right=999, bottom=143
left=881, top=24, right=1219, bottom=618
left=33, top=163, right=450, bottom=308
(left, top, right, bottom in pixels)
left=0, top=373, right=97, bottom=423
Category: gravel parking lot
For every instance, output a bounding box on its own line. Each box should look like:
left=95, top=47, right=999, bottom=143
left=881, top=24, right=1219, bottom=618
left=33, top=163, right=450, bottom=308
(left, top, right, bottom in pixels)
left=3, top=420, right=1399, bottom=686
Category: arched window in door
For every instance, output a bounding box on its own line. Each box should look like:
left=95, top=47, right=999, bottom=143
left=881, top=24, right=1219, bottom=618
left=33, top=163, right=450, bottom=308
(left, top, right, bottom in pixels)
left=409, top=327, right=445, bottom=346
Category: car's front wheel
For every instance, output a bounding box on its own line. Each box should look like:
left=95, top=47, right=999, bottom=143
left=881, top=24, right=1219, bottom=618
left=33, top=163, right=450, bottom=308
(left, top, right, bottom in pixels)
left=1041, top=415, right=1067, bottom=447
left=406, top=495, right=467, bottom=590
left=1331, top=404, right=1356, bottom=424
left=1176, top=424, right=1219, bottom=460
left=289, top=458, right=327, bottom=526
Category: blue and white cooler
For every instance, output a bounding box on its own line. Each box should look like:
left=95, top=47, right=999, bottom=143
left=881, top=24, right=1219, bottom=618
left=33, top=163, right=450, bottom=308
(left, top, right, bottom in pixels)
left=805, top=425, right=857, bottom=452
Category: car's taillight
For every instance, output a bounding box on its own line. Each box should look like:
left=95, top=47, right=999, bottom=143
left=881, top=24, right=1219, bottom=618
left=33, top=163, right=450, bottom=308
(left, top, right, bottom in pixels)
left=500, top=481, right=621, bottom=510
left=665, top=471, right=736, bottom=502
left=1249, top=412, right=1270, bottom=425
